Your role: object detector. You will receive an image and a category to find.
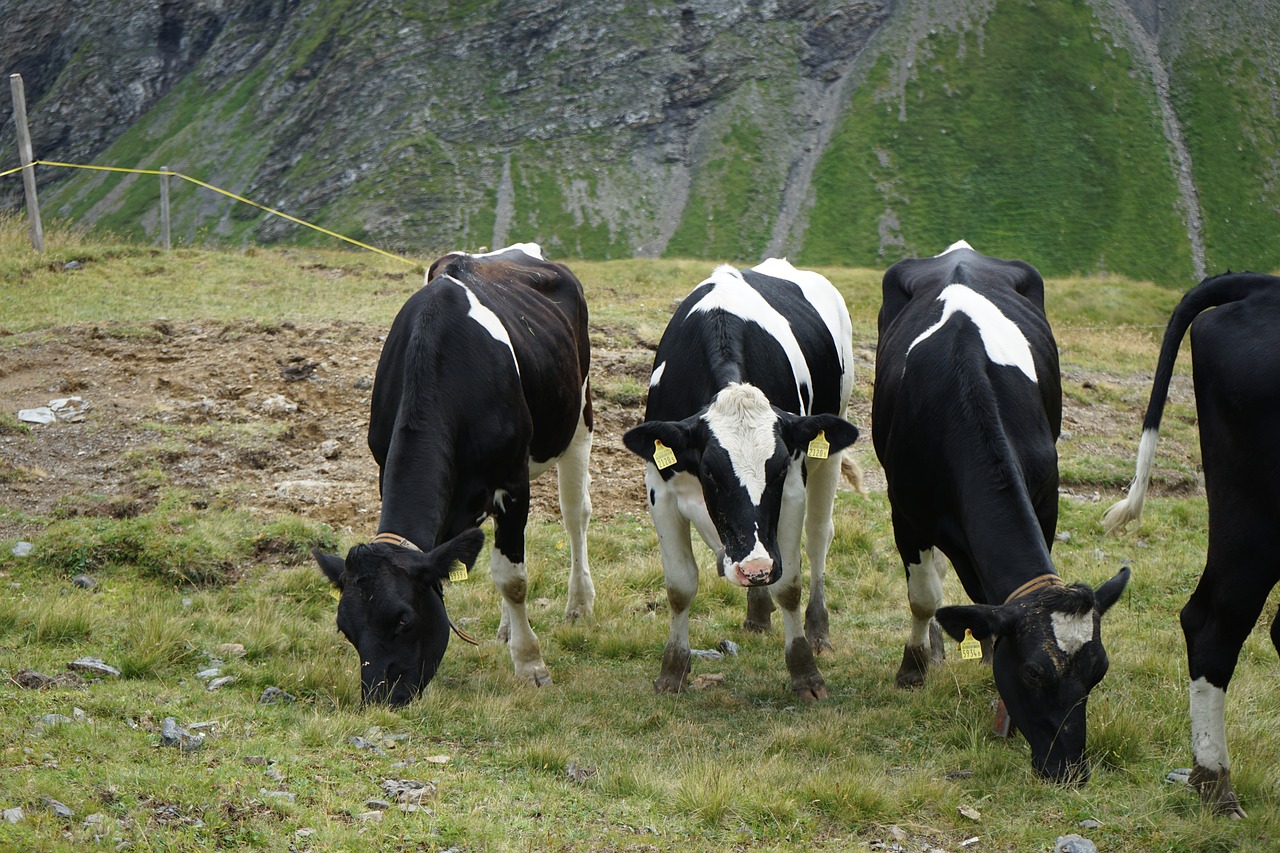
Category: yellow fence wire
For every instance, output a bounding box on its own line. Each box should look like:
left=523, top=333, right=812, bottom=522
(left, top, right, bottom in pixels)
left=2, top=159, right=417, bottom=266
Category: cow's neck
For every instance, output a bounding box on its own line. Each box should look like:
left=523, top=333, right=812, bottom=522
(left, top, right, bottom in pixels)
left=377, top=437, right=455, bottom=550
left=960, top=518, right=1058, bottom=605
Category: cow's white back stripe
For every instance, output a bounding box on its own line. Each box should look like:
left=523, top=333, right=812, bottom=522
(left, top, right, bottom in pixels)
left=906, top=283, right=1037, bottom=382
left=936, top=239, right=974, bottom=256
left=689, top=266, right=813, bottom=413
left=445, top=276, right=520, bottom=376
left=750, top=258, right=847, bottom=373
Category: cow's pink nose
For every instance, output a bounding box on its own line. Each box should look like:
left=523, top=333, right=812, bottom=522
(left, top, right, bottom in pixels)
left=733, top=558, right=774, bottom=586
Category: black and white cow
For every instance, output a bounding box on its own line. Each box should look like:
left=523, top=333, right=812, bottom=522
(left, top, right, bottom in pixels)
left=1103, top=271, right=1280, bottom=817
left=623, top=259, right=859, bottom=700
left=313, top=243, right=594, bottom=705
left=873, top=240, right=1129, bottom=783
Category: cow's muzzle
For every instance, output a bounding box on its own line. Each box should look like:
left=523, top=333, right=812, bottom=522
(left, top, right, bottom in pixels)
left=726, top=557, right=777, bottom=587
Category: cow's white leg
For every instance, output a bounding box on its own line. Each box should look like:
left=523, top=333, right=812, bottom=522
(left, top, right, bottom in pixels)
left=802, top=453, right=841, bottom=653
left=895, top=547, right=946, bottom=688
left=556, top=413, right=594, bottom=621
left=774, top=463, right=826, bottom=700
left=490, top=487, right=550, bottom=687
left=648, top=465, right=698, bottom=693
left=1188, top=678, right=1245, bottom=818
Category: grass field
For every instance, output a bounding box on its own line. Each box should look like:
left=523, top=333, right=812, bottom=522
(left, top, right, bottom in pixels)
left=0, top=220, right=1277, bottom=851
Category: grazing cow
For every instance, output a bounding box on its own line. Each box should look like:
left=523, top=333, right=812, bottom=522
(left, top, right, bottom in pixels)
left=623, top=259, right=859, bottom=700
left=1103, top=271, right=1280, bottom=817
left=313, top=243, right=593, bottom=705
left=873, top=240, right=1129, bottom=783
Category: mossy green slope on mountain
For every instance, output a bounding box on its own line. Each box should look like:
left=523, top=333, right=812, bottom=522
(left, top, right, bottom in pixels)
left=801, top=0, right=1194, bottom=285
left=1171, top=48, right=1280, bottom=275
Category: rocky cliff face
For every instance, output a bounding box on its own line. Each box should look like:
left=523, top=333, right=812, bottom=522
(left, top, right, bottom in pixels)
left=2, top=0, right=1278, bottom=282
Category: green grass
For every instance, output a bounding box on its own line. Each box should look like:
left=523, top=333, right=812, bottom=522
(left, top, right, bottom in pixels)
left=0, top=225, right=1276, bottom=850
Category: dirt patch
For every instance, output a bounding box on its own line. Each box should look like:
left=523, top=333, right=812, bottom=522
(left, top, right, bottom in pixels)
left=0, top=322, right=1199, bottom=545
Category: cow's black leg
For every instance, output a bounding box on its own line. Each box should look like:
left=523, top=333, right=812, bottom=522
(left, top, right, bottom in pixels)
left=1180, top=558, right=1273, bottom=818
left=744, top=586, right=774, bottom=633
left=774, top=507, right=826, bottom=701
left=896, top=546, right=946, bottom=688
left=491, top=483, right=551, bottom=687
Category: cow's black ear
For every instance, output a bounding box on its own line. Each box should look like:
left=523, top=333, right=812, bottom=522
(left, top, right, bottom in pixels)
left=313, top=550, right=346, bottom=588
left=410, top=528, right=486, bottom=583
left=1093, top=565, right=1131, bottom=616
left=935, top=603, right=1014, bottom=643
left=780, top=413, right=859, bottom=455
left=622, top=420, right=697, bottom=464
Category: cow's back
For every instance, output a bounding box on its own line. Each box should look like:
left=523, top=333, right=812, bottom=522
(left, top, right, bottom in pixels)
left=646, top=261, right=851, bottom=422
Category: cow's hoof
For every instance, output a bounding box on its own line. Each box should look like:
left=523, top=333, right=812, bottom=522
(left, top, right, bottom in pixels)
left=516, top=665, right=552, bottom=687
left=807, top=634, right=834, bottom=655
left=928, top=620, right=947, bottom=663
left=792, top=680, right=828, bottom=702
left=743, top=618, right=772, bottom=633
left=653, top=672, right=687, bottom=694
left=655, top=644, right=691, bottom=693
left=895, top=643, right=931, bottom=689
left=1191, top=765, right=1248, bottom=819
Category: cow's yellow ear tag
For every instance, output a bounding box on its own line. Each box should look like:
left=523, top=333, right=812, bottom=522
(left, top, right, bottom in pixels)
left=807, top=430, right=830, bottom=459
left=329, top=587, right=342, bottom=602
left=653, top=439, right=677, bottom=470
left=449, top=561, right=469, bottom=583
left=960, top=628, right=983, bottom=660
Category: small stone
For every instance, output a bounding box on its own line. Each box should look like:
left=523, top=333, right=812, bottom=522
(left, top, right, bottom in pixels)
left=72, top=575, right=97, bottom=590
left=295, top=828, right=315, bottom=837
left=216, top=643, right=246, bottom=658
left=348, top=736, right=385, bottom=755
left=717, top=638, right=740, bottom=656
left=40, top=714, right=73, bottom=726
left=42, top=798, right=74, bottom=819
left=319, top=439, right=341, bottom=459
left=194, top=668, right=221, bottom=681
left=1054, top=834, right=1099, bottom=853
left=353, top=377, right=372, bottom=390
left=265, top=767, right=285, bottom=782
left=365, top=799, right=392, bottom=811
left=159, top=717, right=204, bottom=752
left=3, top=807, right=23, bottom=823
left=688, top=673, right=725, bottom=690
left=206, top=676, right=237, bottom=691
left=690, top=649, right=724, bottom=661
left=259, top=686, right=297, bottom=705
left=72, top=707, right=86, bottom=720
left=187, top=721, right=218, bottom=733
left=398, top=803, right=431, bottom=813
left=1165, top=768, right=1192, bottom=786
left=83, top=813, right=107, bottom=827
left=259, top=790, right=296, bottom=802
left=355, top=810, right=384, bottom=823
left=243, top=756, right=270, bottom=766
left=1055, top=531, right=1072, bottom=543
left=10, top=541, right=33, bottom=557
left=957, top=804, right=981, bottom=821
left=887, top=825, right=907, bottom=843
left=67, top=658, right=120, bottom=677
left=63, top=260, right=82, bottom=270
left=1077, top=819, right=1102, bottom=829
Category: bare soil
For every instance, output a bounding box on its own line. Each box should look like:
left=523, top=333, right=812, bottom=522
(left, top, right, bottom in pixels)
left=0, top=321, right=1198, bottom=547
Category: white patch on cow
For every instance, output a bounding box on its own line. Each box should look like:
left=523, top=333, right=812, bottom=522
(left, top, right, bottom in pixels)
left=750, top=258, right=849, bottom=374
left=492, top=488, right=512, bottom=513
left=935, top=239, right=974, bottom=256
left=724, top=536, right=771, bottom=586
left=650, top=360, right=667, bottom=388
left=1050, top=610, right=1095, bottom=655
left=689, top=266, right=814, bottom=413
left=906, top=284, right=1038, bottom=382
left=701, top=384, right=779, bottom=505
left=467, top=242, right=545, bottom=261
left=1189, top=676, right=1230, bottom=772
left=444, top=276, right=521, bottom=377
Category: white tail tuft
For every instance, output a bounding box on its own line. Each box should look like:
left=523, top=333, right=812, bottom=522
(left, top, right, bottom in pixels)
left=840, top=452, right=867, bottom=496
left=1101, top=428, right=1158, bottom=535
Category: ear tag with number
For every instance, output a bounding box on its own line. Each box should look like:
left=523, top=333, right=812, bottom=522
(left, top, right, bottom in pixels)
left=653, top=439, right=677, bottom=470
left=449, top=561, right=469, bottom=583
left=329, top=587, right=342, bottom=602
left=959, top=628, right=983, bottom=660
left=807, top=430, right=830, bottom=460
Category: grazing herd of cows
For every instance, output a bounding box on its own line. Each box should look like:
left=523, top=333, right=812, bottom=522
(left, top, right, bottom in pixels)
left=311, top=241, right=1280, bottom=818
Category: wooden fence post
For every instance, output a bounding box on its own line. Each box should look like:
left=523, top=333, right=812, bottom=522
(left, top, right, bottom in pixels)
left=8, top=73, right=44, bottom=253
left=159, top=165, right=171, bottom=251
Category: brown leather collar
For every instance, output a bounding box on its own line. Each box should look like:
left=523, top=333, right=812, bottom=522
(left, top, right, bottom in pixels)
left=372, top=532, right=422, bottom=551
left=1004, top=573, right=1065, bottom=605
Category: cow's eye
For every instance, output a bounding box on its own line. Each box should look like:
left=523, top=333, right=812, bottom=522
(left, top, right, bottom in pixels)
left=394, top=614, right=413, bottom=634
left=1022, top=663, right=1047, bottom=685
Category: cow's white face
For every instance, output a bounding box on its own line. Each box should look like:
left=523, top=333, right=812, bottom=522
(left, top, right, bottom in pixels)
left=907, top=283, right=1038, bottom=382
left=623, top=383, right=859, bottom=587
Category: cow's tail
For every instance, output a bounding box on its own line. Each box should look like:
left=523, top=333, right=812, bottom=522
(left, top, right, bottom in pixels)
left=840, top=451, right=867, bottom=495
left=1102, top=273, right=1267, bottom=534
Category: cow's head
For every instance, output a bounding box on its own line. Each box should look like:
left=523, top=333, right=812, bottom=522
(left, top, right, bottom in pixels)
left=313, top=529, right=484, bottom=706
left=935, top=567, right=1130, bottom=784
left=624, top=383, right=858, bottom=586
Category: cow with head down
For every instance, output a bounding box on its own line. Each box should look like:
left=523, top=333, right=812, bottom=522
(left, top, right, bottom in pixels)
left=624, top=259, right=859, bottom=700
left=873, top=241, right=1129, bottom=784
left=314, top=243, right=593, bottom=706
